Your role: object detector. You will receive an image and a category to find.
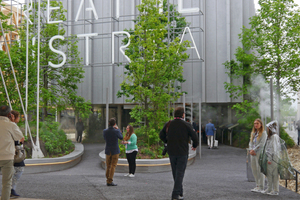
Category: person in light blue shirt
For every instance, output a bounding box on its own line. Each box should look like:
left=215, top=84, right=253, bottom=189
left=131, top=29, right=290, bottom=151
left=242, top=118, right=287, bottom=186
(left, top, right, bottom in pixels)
left=205, top=119, right=216, bottom=149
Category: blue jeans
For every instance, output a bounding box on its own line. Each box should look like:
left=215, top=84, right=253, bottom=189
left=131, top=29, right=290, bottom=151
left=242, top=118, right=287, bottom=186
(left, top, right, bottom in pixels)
left=12, top=167, right=24, bottom=190
left=169, top=155, right=188, bottom=197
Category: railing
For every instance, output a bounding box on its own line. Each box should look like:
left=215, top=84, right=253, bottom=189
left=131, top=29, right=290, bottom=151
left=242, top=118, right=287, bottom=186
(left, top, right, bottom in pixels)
left=285, top=168, right=300, bottom=193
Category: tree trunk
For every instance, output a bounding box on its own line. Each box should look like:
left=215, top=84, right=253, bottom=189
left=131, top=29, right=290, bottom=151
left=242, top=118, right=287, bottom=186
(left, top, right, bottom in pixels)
left=43, top=71, right=48, bottom=119
left=276, top=72, right=280, bottom=136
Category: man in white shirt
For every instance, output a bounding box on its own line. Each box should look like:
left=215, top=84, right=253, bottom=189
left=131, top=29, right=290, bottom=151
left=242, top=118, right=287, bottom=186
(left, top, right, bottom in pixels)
left=0, top=105, right=24, bottom=200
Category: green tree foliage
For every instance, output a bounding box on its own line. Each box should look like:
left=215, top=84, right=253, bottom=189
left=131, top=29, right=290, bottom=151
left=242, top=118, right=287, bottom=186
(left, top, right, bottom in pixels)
left=0, top=0, right=14, bottom=33
left=224, top=0, right=300, bottom=118
left=0, top=1, right=91, bottom=119
left=23, top=120, right=75, bottom=157
left=117, top=0, right=190, bottom=146
left=224, top=0, right=300, bottom=147
left=225, top=0, right=300, bottom=100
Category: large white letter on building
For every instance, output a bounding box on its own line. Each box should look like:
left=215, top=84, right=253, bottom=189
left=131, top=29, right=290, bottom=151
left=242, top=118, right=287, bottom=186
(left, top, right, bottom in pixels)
left=77, top=33, right=98, bottom=65
left=75, top=0, right=99, bottom=21
left=178, top=0, right=199, bottom=13
left=112, top=31, right=131, bottom=64
left=180, top=27, right=201, bottom=59
left=47, top=0, right=63, bottom=24
left=49, top=35, right=67, bottom=68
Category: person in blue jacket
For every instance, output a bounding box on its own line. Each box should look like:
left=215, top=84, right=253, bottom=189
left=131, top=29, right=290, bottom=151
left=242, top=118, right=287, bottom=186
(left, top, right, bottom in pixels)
left=205, top=119, right=216, bottom=149
left=103, top=118, right=123, bottom=186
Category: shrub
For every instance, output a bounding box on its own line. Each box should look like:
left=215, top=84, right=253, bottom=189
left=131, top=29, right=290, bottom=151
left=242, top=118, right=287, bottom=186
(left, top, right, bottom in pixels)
left=280, top=127, right=295, bottom=148
left=23, top=120, right=74, bottom=158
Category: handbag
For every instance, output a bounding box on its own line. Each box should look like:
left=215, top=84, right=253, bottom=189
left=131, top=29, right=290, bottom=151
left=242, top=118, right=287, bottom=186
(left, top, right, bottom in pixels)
left=10, top=132, right=26, bottom=163
left=14, top=145, right=26, bottom=163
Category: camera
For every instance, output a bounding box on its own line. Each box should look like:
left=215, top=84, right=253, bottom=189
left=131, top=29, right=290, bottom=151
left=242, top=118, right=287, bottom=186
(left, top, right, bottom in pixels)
left=162, top=143, right=168, bottom=156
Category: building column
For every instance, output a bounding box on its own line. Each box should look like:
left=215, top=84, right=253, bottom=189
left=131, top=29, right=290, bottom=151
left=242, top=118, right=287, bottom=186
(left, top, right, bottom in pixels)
left=117, top=105, right=122, bottom=130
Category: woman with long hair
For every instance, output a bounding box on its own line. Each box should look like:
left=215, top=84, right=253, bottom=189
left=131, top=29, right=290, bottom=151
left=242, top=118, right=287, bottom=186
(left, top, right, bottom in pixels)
left=122, top=125, right=138, bottom=178
left=249, top=118, right=267, bottom=193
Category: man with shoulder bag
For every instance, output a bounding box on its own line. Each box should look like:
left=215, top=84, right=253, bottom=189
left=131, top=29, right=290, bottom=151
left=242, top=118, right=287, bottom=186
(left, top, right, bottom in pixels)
left=0, top=106, right=24, bottom=200
left=160, top=107, right=198, bottom=200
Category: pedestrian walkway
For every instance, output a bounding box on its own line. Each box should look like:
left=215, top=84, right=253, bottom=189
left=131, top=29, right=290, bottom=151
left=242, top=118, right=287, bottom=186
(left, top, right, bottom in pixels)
left=1, top=144, right=299, bottom=200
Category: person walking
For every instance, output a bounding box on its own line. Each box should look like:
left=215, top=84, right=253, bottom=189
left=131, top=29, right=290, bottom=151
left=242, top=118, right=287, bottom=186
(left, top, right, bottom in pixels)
left=205, top=119, right=216, bottom=149
left=192, top=117, right=199, bottom=138
left=0, top=106, right=24, bottom=200
left=103, top=118, right=123, bottom=186
left=9, top=110, right=25, bottom=198
left=160, top=107, right=198, bottom=200
left=76, top=118, right=84, bottom=143
left=249, top=118, right=267, bottom=193
left=296, top=120, right=300, bottom=146
left=261, top=121, right=280, bottom=196
left=122, top=125, right=138, bottom=178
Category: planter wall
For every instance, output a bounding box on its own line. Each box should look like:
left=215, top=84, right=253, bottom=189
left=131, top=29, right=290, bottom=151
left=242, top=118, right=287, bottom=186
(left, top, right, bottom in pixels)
left=23, top=143, right=84, bottom=174
left=99, top=145, right=197, bottom=173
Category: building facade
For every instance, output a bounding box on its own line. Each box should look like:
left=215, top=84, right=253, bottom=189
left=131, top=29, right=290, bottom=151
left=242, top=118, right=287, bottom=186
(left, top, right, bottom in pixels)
left=56, top=0, right=255, bottom=129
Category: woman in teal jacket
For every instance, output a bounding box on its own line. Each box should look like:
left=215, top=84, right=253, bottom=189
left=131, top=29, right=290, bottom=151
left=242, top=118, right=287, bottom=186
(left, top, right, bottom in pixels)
left=122, top=125, right=138, bottom=177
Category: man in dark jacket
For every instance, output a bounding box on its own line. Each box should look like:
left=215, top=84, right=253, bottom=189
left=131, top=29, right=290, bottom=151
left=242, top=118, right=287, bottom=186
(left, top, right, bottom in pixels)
left=103, top=118, right=123, bottom=186
left=160, top=107, right=198, bottom=200
left=76, top=118, right=84, bottom=143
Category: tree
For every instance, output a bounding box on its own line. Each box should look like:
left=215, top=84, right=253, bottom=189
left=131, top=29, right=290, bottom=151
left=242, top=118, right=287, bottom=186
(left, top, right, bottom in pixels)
left=117, top=0, right=189, bottom=146
left=0, top=0, right=21, bottom=106
left=224, top=0, right=300, bottom=124
left=0, top=1, right=92, bottom=119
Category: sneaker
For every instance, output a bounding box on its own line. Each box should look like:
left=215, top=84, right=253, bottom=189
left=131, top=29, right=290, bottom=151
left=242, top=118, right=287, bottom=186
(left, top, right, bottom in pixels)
left=124, top=173, right=130, bottom=176
left=129, top=174, right=135, bottom=178
left=268, top=191, right=279, bottom=195
left=261, top=190, right=271, bottom=194
left=251, top=187, right=261, bottom=193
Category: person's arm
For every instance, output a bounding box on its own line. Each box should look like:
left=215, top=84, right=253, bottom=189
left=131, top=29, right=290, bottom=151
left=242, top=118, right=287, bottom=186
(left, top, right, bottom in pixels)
left=11, top=123, right=24, bottom=142
left=205, top=125, right=208, bottom=134
left=159, top=123, right=168, bottom=143
left=103, top=130, right=106, bottom=141
left=188, top=124, right=198, bottom=149
left=128, top=134, right=137, bottom=145
left=116, top=129, right=123, bottom=140
left=266, top=140, right=273, bottom=163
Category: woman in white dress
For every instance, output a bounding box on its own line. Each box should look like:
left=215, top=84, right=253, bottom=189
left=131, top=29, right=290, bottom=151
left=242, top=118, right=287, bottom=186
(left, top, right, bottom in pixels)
left=249, top=118, right=267, bottom=193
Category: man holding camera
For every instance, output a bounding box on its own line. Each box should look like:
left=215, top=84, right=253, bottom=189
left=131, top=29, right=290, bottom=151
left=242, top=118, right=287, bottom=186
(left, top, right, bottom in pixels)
left=103, top=118, right=123, bottom=186
left=0, top=105, right=24, bottom=200
left=160, top=107, right=198, bottom=200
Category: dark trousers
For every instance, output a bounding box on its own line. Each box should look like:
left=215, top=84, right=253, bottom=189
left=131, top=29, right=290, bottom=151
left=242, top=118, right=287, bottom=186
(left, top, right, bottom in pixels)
left=77, top=131, right=82, bottom=142
left=298, top=130, right=300, bottom=145
left=169, top=155, right=188, bottom=197
left=126, top=151, right=137, bottom=174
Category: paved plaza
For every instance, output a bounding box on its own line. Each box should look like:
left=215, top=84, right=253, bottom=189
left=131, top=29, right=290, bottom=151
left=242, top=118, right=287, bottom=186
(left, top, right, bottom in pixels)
left=1, top=143, right=299, bottom=200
